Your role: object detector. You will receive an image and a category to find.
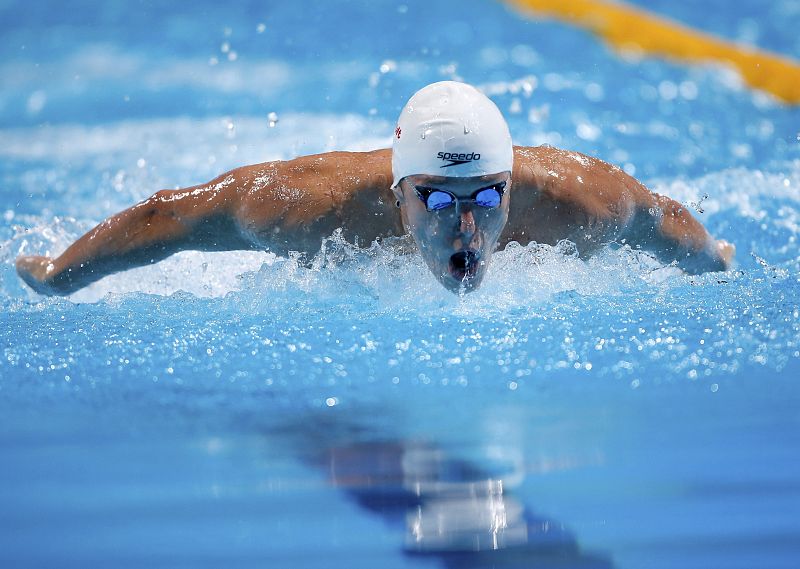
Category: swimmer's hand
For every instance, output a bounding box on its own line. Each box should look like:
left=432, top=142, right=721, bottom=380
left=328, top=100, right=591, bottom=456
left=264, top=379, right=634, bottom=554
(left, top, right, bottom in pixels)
left=716, top=239, right=735, bottom=270
left=15, top=255, right=64, bottom=295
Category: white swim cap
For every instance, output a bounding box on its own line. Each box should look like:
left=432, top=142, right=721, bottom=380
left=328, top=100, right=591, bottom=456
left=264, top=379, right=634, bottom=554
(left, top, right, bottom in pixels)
left=392, top=81, right=513, bottom=188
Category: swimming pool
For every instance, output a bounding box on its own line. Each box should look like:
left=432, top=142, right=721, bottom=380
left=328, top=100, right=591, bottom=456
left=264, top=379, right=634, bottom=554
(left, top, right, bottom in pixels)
left=2, top=0, right=799, bottom=567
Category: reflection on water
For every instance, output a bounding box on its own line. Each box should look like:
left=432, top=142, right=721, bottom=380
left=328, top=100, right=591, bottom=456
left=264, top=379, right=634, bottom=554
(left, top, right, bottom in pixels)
left=317, top=441, right=611, bottom=568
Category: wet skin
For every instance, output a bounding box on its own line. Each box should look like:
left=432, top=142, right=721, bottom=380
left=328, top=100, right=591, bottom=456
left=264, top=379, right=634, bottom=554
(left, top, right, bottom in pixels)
left=394, top=172, right=510, bottom=293
left=15, top=146, right=735, bottom=295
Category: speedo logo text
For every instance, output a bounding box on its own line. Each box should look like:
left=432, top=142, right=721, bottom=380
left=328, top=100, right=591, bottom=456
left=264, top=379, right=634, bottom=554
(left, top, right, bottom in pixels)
left=438, top=151, right=481, bottom=168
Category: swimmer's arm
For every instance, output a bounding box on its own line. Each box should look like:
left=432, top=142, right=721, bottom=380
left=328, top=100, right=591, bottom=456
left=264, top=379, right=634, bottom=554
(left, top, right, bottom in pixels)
left=623, top=191, right=735, bottom=274
left=15, top=149, right=394, bottom=295
left=513, top=146, right=734, bottom=273
left=554, top=149, right=735, bottom=273
left=15, top=167, right=260, bottom=295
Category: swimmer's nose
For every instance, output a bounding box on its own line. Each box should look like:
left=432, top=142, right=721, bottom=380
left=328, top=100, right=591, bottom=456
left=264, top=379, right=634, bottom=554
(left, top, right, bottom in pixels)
left=457, top=208, right=476, bottom=235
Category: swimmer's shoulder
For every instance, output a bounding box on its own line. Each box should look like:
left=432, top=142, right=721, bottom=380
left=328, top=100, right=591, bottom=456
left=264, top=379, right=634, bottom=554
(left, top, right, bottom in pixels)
left=233, top=149, right=391, bottom=208
left=234, top=148, right=400, bottom=246
left=512, top=145, right=641, bottom=216
left=512, top=145, right=589, bottom=207
left=513, top=145, right=605, bottom=191
left=278, top=148, right=394, bottom=210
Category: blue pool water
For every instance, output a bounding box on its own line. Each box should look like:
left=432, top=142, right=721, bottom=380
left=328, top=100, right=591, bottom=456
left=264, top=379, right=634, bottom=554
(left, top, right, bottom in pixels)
left=2, top=1, right=800, bottom=567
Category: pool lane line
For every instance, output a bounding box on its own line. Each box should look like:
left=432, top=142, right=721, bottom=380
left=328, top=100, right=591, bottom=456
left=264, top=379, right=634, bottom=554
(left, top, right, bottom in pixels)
left=504, top=0, right=800, bottom=104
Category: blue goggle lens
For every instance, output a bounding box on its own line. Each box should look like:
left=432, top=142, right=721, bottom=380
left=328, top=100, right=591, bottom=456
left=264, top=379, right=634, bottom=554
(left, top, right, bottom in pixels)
left=427, top=190, right=455, bottom=210
left=474, top=187, right=502, bottom=208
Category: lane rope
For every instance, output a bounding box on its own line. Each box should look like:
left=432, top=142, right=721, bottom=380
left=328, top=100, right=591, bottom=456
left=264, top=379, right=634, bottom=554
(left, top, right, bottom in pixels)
left=506, top=0, right=800, bottom=104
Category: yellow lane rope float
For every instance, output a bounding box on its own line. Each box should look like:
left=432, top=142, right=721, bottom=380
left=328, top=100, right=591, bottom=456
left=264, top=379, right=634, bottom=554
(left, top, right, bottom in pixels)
left=505, top=0, right=800, bottom=104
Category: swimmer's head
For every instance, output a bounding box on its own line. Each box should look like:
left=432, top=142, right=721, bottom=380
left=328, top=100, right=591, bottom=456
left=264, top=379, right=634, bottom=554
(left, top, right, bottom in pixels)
left=391, top=81, right=513, bottom=293
left=391, top=81, right=513, bottom=187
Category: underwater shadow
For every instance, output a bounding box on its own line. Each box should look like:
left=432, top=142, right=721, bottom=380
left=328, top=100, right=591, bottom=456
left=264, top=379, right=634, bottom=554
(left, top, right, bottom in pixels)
left=279, top=414, right=613, bottom=569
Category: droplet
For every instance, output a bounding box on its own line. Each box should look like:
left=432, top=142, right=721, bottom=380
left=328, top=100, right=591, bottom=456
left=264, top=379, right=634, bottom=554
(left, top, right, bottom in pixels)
left=256, top=23, right=266, bottom=33
left=26, top=90, right=46, bottom=115
left=379, top=59, right=397, bottom=74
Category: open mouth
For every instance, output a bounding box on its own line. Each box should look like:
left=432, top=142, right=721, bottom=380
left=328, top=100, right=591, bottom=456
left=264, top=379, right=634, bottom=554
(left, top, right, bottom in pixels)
left=448, top=250, right=481, bottom=281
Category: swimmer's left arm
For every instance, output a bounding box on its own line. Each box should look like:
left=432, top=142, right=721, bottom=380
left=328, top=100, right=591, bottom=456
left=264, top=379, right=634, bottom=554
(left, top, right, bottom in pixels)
left=519, top=146, right=734, bottom=273
left=623, top=187, right=735, bottom=274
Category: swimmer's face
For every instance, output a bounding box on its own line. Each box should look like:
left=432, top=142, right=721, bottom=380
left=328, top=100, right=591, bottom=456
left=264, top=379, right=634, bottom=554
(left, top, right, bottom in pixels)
left=395, top=172, right=511, bottom=293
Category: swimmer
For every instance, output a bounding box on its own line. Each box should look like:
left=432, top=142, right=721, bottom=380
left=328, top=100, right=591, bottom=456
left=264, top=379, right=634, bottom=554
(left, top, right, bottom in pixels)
left=16, top=81, right=734, bottom=295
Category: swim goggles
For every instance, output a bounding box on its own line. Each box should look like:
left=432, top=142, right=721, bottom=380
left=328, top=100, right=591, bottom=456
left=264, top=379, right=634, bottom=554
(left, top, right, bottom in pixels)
left=413, top=181, right=506, bottom=212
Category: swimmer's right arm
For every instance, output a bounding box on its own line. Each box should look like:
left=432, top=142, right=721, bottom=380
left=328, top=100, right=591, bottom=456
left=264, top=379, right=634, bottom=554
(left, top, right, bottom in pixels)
left=15, top=149, right=393, bottom=295
left=15, top=166, right=261, bottom=295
